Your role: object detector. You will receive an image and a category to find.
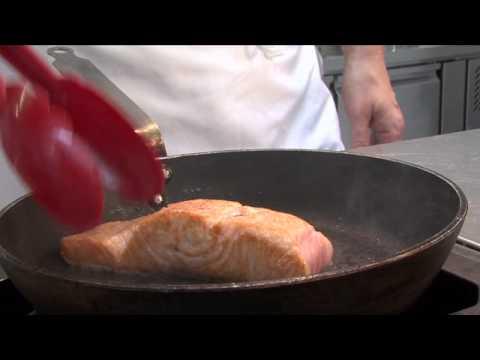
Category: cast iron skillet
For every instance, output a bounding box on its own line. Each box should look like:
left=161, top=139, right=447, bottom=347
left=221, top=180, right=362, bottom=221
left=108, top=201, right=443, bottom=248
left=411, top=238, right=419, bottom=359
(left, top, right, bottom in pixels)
left=0, top=150, right=468, bottom=314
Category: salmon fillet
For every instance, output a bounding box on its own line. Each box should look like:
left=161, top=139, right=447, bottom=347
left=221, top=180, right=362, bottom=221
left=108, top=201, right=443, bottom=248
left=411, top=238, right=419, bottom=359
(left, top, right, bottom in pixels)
left=60, top=199, right=333, bottom=282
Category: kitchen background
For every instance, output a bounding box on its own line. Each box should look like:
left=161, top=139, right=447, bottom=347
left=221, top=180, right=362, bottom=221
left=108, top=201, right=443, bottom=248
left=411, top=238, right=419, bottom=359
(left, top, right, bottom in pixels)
left=1, top=45, right=480, bottom=210
left=318, top=45, right=480, bottom=146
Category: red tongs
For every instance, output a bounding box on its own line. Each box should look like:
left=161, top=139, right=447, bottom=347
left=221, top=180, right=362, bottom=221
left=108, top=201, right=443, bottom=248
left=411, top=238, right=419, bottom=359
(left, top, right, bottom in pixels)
left=0, top=46, right=165, bottom=230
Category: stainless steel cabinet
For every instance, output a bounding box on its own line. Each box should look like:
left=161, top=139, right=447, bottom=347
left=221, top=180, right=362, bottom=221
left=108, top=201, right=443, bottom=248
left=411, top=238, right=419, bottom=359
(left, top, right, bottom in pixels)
left=441, top=60, right=467, bottom=133
left=466, top=58, right=480, bottom=130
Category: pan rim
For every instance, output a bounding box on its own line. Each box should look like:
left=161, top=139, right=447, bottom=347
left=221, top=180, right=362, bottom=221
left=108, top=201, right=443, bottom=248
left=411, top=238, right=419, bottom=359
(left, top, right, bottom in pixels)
left=0, top=149, right=468, bottom=292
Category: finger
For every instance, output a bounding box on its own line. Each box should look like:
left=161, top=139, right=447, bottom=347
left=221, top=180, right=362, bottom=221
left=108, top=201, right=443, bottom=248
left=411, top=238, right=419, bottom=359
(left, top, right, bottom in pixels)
left=350, top=121, right=373, bottom=148
left=371, top=102, right=405, bottom=144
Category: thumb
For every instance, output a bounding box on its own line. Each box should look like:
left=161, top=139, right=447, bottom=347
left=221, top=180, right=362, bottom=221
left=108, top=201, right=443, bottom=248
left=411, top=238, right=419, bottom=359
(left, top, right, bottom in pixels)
left=371, top=104, right=405, bottom=145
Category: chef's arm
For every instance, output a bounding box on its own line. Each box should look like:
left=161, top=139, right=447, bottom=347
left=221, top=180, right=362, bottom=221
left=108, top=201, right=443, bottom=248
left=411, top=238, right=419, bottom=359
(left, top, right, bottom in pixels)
left=340, top=45, right=405, bottom=148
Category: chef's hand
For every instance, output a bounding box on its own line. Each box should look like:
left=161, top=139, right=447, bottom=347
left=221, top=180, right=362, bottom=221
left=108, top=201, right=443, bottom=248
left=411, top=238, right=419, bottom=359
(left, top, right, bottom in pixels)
left=341, top=46, right=405, bottom=148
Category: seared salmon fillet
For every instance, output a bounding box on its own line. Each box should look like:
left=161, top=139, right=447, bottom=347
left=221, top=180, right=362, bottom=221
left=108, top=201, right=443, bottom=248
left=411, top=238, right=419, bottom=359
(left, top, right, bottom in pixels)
left=60, top=199, right=333, bottom=281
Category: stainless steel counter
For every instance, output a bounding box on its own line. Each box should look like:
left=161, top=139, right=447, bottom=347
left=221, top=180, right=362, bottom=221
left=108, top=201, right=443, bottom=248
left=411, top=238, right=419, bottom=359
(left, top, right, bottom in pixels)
left=350, top=129, right=480, bottom=249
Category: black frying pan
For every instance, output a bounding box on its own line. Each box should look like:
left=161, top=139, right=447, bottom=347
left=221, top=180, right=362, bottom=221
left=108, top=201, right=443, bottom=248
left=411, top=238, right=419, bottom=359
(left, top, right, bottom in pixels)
left=0, top=150, right=467, bottom=314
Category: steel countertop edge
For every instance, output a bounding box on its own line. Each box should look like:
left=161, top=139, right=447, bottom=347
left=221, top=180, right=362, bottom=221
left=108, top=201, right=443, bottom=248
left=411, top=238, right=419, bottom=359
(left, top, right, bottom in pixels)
left=349, top=129, right=480, bottom=250
left=353, top=131, right=480, bottom=314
